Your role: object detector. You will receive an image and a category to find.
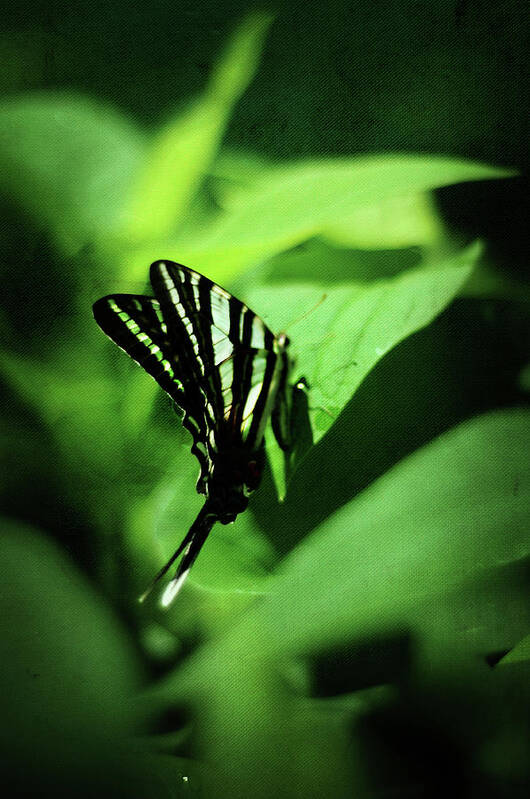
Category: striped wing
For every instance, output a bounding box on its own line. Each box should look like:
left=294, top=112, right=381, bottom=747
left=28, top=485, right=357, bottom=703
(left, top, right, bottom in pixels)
left=93, top=292, right=212, bottom=484
left=149, top=261, right=287, bottom=450
left=93, top=261, right=288, bottom=491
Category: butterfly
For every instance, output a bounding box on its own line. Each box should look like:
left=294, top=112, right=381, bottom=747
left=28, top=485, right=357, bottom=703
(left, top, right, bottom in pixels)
left=93, top=261, right=304, bottom=605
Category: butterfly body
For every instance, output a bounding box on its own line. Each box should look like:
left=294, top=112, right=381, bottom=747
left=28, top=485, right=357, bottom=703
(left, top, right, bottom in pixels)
left=93, top=261, right=298, bottom=603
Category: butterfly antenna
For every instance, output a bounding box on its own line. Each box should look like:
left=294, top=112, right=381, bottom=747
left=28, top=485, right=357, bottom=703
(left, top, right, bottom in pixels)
left=138, top=503, right=216, bottom=604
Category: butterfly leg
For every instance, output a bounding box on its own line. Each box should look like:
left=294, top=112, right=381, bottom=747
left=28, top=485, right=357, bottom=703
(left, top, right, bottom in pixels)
left=272, top=375, right=312, bottom=453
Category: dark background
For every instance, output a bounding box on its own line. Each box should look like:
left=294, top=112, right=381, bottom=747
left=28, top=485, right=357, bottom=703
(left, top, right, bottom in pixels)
left=3, top=1, right=527, bottom=162
left=3, top=0, right=528, bottom=272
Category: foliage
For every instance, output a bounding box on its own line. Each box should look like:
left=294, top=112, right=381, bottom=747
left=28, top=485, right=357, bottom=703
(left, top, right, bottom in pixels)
left=0, top=13, right=528, bottom=798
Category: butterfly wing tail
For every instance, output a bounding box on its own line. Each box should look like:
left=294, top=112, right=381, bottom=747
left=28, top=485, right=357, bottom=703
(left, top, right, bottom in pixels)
left=138, top=525, right=195, bottom=604
left=159, top=507, right=217, bottom=607
left=138, top=503, right=217, bottom=607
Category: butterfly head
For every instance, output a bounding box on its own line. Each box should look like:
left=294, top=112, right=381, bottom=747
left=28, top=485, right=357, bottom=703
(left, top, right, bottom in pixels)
left=207, top=447, right=265, bottom=523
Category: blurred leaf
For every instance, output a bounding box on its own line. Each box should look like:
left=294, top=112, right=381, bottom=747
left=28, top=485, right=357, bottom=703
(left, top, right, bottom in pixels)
left=212, top=153, right=446, bottom=249
left=462, top=261, right=530, bottom=304
left=499, top=634, right=530, bottom=666
left=0, top=93, right=145, bottom=252
left=320, top=191, right=445, bottom=250
left=0, top=346, right=123, bottom=467
left=412, top=556, right=530, bottom=680
left=119, top=238, right=275, bottom=289
left=116, top=12, right=272, bottom=248
left=0, top=517, right=197, bottom=796
left=247, top=242, right=480, bottom=446
left=518, top=362, right=530, bottom=394
left=209, top=148, right=272, bottom=209
left=171, top=156, right=513, bottom=282
left=0, top=517, right=142, bottom=792
left=260, top=237, right=422, bottom=284
left=119, top=156, right=512, bottom=287
left=185, top=652, right=354, bottom=799
left=126, top=452, right=199, bottom=594
left=0, top=32, right=43, bottom=93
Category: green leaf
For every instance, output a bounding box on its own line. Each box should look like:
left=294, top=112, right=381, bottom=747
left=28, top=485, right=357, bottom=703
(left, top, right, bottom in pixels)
left=117, top=12, right=272, bottom=247
left=320, top=190, right=445, bottom=250
left=0, top=518, right=198, bottom=795
left=212, top=152, right=447, bottom=249
left=156, top=409, right=529, bottom=707
left=253, top=408, right=530, bottom=658
left=498, top=635, right=530, bottom=666
left=0, top=517, right=142, bottom=790
left=118, top=238, right=276, bottom=289
left=0, top=93, right=145, bottom=253
left=258, top=236, right=422, bottom=284
left=209, top=148, right=272, bottom=209
left=144, top=412, right=530, bottom=798
left=0, top=346, right=123, bottom=466
left=247, top=242, right=480, bottom=446
left=174, top=155, right=514, bottom=282
left=218, top=155, right=514, bottom=245
left=167, top=650, right=354, bottom=799
left=462, top=261, right=530, bottom=304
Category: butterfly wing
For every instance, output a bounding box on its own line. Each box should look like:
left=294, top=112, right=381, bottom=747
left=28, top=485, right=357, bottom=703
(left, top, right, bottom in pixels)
left=93, top=294, right=182, bottom=399
left=94, top=262, right=291, bottom=495
left=149, top=261, right=289, bottom=453
left=93, top=293, right=211, bottom=488
left=94, top=261, right=294, bottom=605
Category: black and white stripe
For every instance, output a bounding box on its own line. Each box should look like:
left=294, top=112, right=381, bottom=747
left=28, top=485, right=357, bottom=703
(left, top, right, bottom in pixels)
left=93, top=261, right=291, bottom=488
left=92, top=292, right=211, bottom=487
left=93, top=260, right=293, bottom=604
left=147, top=260, right=289, bottom=454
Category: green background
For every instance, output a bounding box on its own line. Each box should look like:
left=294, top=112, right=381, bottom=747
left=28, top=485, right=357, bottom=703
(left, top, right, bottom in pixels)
left=1, top=2, right=529, bottom=797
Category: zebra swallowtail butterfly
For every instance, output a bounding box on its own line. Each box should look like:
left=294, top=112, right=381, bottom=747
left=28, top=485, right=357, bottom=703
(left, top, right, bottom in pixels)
left=93, top=260, right=301, bottom=606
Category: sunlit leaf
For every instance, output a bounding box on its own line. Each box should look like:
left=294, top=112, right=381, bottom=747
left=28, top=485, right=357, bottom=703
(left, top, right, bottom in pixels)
left=118, top=238, right=275, bottom=291
left=174, top=156, right=514, bottom=281
left=211, top=152, right=446, bottom=249
left=247, top=242, right=480, bottom=446
left=156, top=409, right=529, bottom=705
left=320, top=191, right=445, bottom=249
left=115, top=244, right=479, bottom=518
left=255, top=408, right=530, bottom=658
left=116, top=12, right=272, bottom=248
